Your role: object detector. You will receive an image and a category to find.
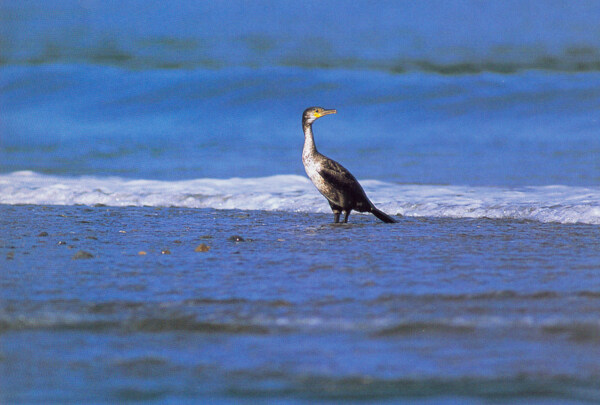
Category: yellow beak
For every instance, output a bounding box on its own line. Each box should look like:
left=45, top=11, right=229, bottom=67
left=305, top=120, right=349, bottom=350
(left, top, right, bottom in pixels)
left=316, top=109, right=337, bottom=118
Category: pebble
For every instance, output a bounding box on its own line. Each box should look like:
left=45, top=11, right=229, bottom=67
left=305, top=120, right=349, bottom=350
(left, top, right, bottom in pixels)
left=72, top=250, right=94, bottom=260
left=194, top=243, right=210, bottom=252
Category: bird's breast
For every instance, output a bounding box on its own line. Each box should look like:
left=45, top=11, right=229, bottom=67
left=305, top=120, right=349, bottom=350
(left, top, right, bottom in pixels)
left=303, top=155, right=338, bottom=203
left=302, top=154, right=321, bottom=183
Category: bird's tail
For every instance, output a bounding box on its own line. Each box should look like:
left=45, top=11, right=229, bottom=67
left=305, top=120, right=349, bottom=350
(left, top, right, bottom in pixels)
left=370, top=206, right=398, bottom=223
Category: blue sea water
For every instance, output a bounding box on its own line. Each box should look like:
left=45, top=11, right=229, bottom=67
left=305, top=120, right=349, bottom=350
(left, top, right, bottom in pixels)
left=1, top=1, right=600, bottom=403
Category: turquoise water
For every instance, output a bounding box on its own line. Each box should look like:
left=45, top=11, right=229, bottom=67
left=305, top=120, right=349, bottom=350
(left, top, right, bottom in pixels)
left=2, top=65, right=600, bottom=186
left=1, top=1, right=600, bottom=403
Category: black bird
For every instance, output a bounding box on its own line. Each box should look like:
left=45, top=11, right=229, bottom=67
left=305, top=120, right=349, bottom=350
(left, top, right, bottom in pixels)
left=301, top=107, right=397, bottom=223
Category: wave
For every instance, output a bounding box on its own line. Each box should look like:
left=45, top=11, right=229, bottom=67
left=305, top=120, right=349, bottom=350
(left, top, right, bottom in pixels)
left=1, top=171, right=598, bottom=225
left=3, top=292, right=600, bottom=341
left=0, top=315, right=269, bottom=334
left=4, top=1, right=600, bottom=75
left=223, top=374, right=600, bottom=402
left=5, top=47, right=600, bottom=75
left=3, top=308, right=600, bottom=344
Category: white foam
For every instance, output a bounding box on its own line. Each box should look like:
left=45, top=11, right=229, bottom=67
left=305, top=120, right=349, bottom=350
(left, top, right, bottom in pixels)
left=1, top=171, right=599, bottom=225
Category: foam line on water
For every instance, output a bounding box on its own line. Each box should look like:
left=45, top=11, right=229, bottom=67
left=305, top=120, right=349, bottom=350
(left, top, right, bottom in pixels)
left=1, top=171, right=599, bottom=225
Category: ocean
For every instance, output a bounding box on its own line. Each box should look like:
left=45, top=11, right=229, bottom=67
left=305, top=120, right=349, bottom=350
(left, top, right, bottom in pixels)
left=1, top=1, right=600, bottom=403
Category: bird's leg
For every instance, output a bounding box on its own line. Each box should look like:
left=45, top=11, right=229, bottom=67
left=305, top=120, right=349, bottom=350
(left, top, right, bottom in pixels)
left=343, top=210, right=351, bottom=223
left=333, top=211, right=340, bottom=223
left=328, top=201, right=342, bottom=223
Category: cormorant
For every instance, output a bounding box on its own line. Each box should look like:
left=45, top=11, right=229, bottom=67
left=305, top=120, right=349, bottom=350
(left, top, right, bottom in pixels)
left=301, top=107, right=397, bottom=224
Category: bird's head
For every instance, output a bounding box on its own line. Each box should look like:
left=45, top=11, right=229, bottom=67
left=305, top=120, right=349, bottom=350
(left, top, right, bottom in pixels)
left=302, top=106, right=337, bottom=125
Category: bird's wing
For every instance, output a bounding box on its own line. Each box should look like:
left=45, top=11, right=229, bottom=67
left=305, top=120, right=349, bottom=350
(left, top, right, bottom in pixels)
left=317, top=158, right=362, bottom=190
left=316, top=155, right=373, bottom=211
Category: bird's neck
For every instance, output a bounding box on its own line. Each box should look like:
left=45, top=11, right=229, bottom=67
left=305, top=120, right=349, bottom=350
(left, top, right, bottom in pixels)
left=302, top=123, right=317, bottom=158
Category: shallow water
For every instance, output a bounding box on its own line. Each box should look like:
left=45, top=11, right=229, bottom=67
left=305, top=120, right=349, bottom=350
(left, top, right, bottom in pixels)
left=2, top=205, right=600, bottom=403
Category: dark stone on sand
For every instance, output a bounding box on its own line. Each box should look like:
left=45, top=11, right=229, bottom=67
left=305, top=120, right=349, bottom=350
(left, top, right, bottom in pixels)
left=38, top=232, right=48, bottom=237
left=228, top=235, right=245, bottom=242
left=194, top=243, right=210, bottom=252
left=72, top=250, right=94, bottom=260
